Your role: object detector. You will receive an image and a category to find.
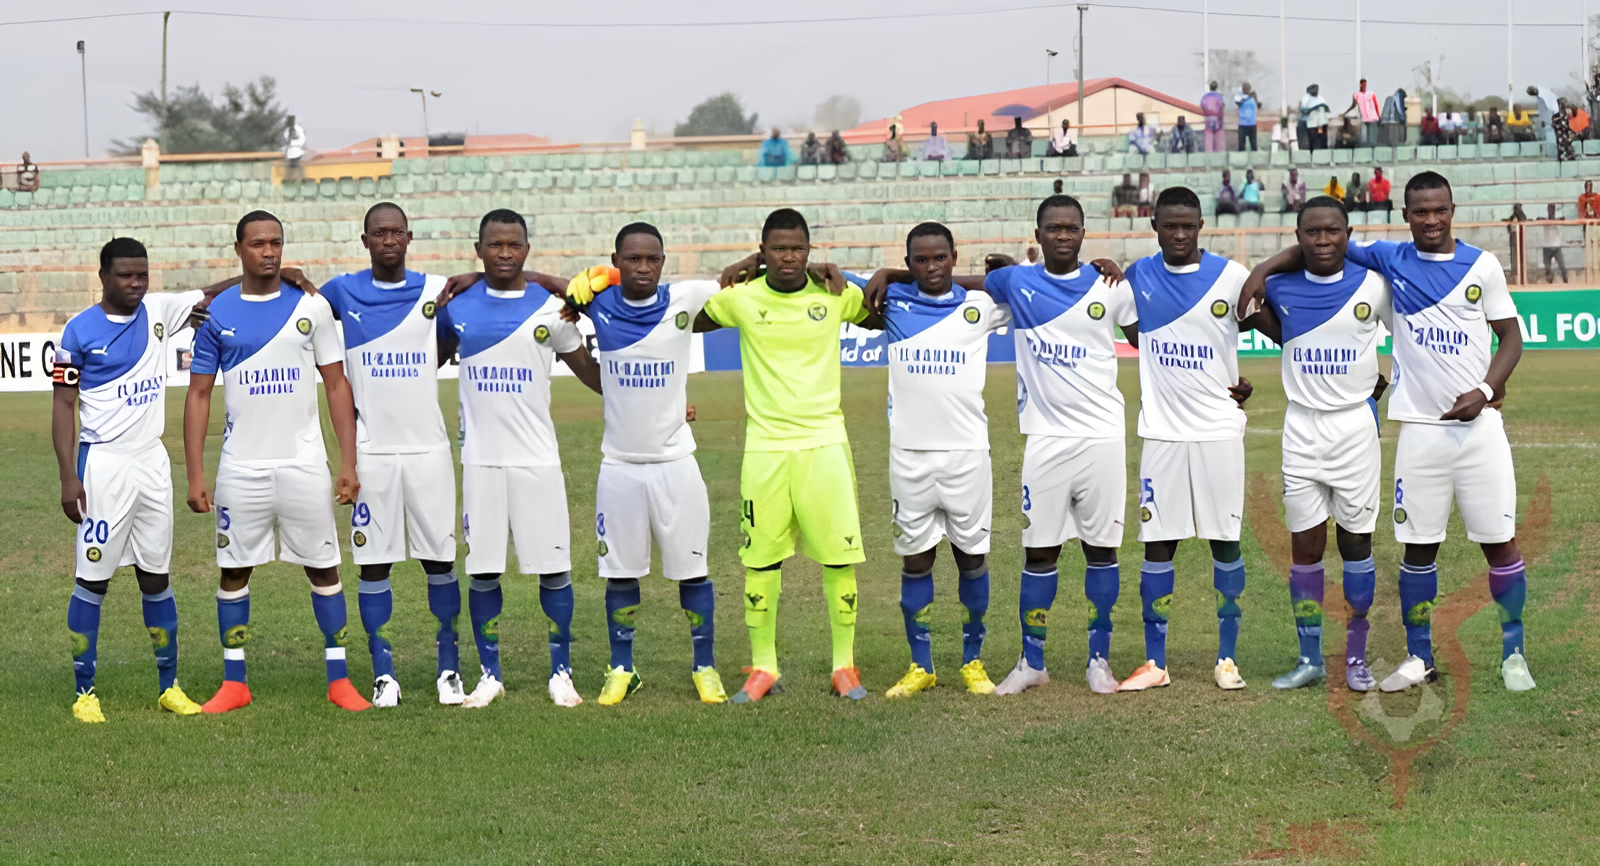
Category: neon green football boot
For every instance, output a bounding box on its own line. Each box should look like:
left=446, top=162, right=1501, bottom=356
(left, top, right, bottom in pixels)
left=73, top=691, right=105, bottom=723
left=691, top=666, right=727, bottom=704
left=597, top=666, right=642, bottom=706
left=159, top=684, right=204, bottom=715
left=885, top=663, right=937, bottom=698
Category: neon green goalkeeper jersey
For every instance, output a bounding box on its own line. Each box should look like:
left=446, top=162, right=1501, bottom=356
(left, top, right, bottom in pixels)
left=703, top=275, right=869, bottom=452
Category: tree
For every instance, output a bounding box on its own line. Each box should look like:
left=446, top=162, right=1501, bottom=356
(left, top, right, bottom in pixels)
left=813, top=95, right=861, bottom=132
left=675, top=92, right=758, bottom=137
left=113, top=76, right=289, bottom=155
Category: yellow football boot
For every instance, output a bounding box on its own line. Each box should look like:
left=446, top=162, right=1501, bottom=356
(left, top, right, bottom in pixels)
left=597, top=666, right=642, bottom=706
left=72, top=691, right=105, bottom=724
left=691, top=666, right=727, bottom=704
left=959, top=659, right=996, bottom=695
left=885, top=663, right=937, bottom=698
left=159, top=684, right=204, bottom=715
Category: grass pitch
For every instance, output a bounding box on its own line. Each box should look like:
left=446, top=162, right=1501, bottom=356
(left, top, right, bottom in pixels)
left=1, top=352, right=1597, bottom=863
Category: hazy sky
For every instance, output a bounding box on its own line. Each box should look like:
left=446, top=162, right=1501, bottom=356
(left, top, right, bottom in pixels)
left=0, top=0, right=1592, bottom=161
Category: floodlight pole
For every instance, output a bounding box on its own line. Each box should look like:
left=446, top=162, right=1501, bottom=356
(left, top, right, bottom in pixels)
left=1203, top=0, right=1210, bottom=91
left=161, top=11, right=170, bottom=104
left=1354, top=0, right=1362, bottom=91
left=1507, top=0, right=1514, bottom=104
left=410, top=88, right=441, bottom=139
left=1279, top=0, right=1288, bottom=114
left=1076, top=4, right=1087, bottom=131
left=78, top=40, right=88, bottom=158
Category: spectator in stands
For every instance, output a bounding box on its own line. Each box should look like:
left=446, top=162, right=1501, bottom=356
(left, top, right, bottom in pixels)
left=1272, top=113, right=1295, bottom=154
left=1539, top=203, right=1569, bottom=283
left=1553, top=100, right=1576, bottom=162
left=1282, top=168, right=1307, bottom=213
left=1378, top=87, right=1407, bottom=147
left=1167, top=116, right=1197, bottom=154
left=882, top=124, right=908, bottom=162
left=1335, top=119, right=1360, bottom=150
left=1505, top=204, right=1529, bottom=283
left=1323, top=175, right=1345, bottom=201
left=1006, top=117, right=1034, bottom=159
left=967, top=120, right=994, bottom=161
left=1137, top=172, right=1155, bottom=216
left=1023, top=246, right=1041, bottom=265
left=1345, top=171, right=1368, bottom=212
left=1578, top=180, right=1600, bottom=219
left=1438, top=107, right=1462, bottom=144
left=1368, top=167, right=1393, bottom=216
left=923, top=121, right=949, bottom=162
left=1344, top=78, right=1382, bottom=146
left=1506, top=106, right=1535, bottom=142
left=1054, top=179, right=1065, bottom=194
left=1202, top=81, right=1226, bottom=152
left=799, top=132, right=825, bottom=165
left=1529, top=86, right=1561, bottom=149
left=1420, top=108, right=1442, bottom=146
left=1240, top=169, right=1264, bottom=214
left=1126, top=112, right=1158, bottom=155
left=1301, top=84, right=1332, bottom=151
left=1215, top=170, right=1241, bottom=216
left=1235, top=83, right=1259, bottom=151
left=984, top=253, right=1016, bottom=273
left=1047, top=119, right=1078, bottom=157
left=284, top=115, right=306, bottom=166
left=760, top=128, right=791, bottom=166
left=1485, top=107, right=1506, bottom=144
left=826, top=131, right=850, bottom=164
left=1461, top=107, right=1482, bottom=144
left=1570, top=103, right=1591, bottom=141
left=1112, top=173, right=1140, bottom=217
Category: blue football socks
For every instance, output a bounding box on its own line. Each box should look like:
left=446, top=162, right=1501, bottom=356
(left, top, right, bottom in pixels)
left=1084, top=563, right=1119, bottom=664
left=540, top=573, right=575, bottom=677
left=68, top=584, right=104, bottom=694
left=427, top=570, right=462, bottom=676
left=468, top=576, right=504, bottom=680
left=957, top=565, right=990, bottom=664
left=1489, top=560, right=1528, bottom=660
left=357, top=578, right=395, bottom=680
left=1398, top=562, right=1438, bottom=665
left=1139, top=561, right=1175, bottom=669
left=1018, top=566, right=1059, bottom=670
left=141, top=585, right=180, bottom=693
left=900, top=571, right=935, bottom=671
left=1288, top=563, right=1324, bottom=662
left=605, top=578, right=641, bottom=671
left=679, top=577, right=717, bottom=670
left=217, top=587, right=250, bottom=683
left=310, top=584, right=351, bottom=683
left=1214, top=557, right=1246, bottom=661
left=1342, top=557, right=1375, bottom=663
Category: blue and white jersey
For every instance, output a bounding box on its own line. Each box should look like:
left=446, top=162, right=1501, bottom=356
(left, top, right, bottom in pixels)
left=1125, top=251, right=1250, bottom=441
left=1346, top=240, right=1516, bottom=425
left=55, top=291, right=202, bottom=454
left=586, top=280, right=718, bottom=463
left=883, top=282, right=1010, bottom=450
left=1265, top=264, right=1391, bottom=412
left=319, top=269, right=449, bottom=453
left=191, top=286, right=342, bottom=465
left=436, top=282, right=582, bottom=467
left=984, top=263, right=1136, bottom=441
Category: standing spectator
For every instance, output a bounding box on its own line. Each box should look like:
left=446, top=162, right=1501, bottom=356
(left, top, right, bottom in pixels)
left=1005, top=116, right=1034, bottom=158
left=1281, top=167, right=1307, bottom=213
left=1368, top=167, right=1393, bottom=216
left=1215, top=170, right=1241, bottom=216
left=1344, top=171, right=1368, bottom=212
left=1322, top=174, right=1344, bottom=200
left=1552, top=100, right=1576, bottom=162
left=1505, top=203, right=1529, bottom=283
left=966, top=119, right=994, bottom=161
left=1235, top=83, right=1259, bottom=151
left=284, top=115, right=306, bottom=166
left=799, top=132, right=825, bottom=165
left=1136, top=172, right=1156, bottom=216
left=1484, top=107, right=1506, bottom=144
left=882, top=124, right=908, bottom=162
left=1166, top=116, right=1198, bottom=154
left=1126, top=111, right=1158, bottom=155
left=1272, top=113, right=1295, bottom=154
left=1301, top=84, right=1331, bottom=151
left=1578, top=179, right=1600, bottom=219
left=1202, top=81, right=1226, bottom=152
left=1539, top=203, right=1569, bottom=283
left=1378, top=87, right=1407, bottom=147
left=1335, top=119, right=1360, bottom=149
left=1344, top=78, right=1381, bottom=146
left=759, top=128, right=791, bottom=166
left=1438, top=107, right=1462, bottom=145
left=922, top=121, right=949, bottom=162
left=1047, top=119, right=1078, bottom=156
left=1239, top=169, right=1264, bottom=214
left=1528, top=85, right=1561, bottom=149
left=1506, top=106, right=1535, bottom=142
left=1420, top=108, right=1442, bottom=146
left=1112, top=173, right=1140, bottom=217
left=826, top=130, right=850, bottom=164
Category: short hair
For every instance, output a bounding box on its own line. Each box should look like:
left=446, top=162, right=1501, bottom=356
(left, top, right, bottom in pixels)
left=1297, top=195, right=1349, bottom=227
left=1153, top=186, right=1202, bottom=217
left=236, top=210, right=282, bottom=242
left=478, top=208, right=527, bottom=241
left=99, top=237, right=147, bottom=270
left=905, top=222, right=954, bottom=255
left=761, top=208, right=809, bottom=242
left=983, top=253, right=1016, bottom=273
left=614, top=221, right=663, bottom=252
left=363, top=201, right=407, bottom=232
left=1036, top=194, right=1085, bottom=225
left=1403, top=170, right=1453, bottom=207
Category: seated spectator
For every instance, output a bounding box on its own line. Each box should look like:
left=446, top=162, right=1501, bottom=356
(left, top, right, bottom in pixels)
left=1136, top=172, right=1155, bottom=216
left=1167, top=116, right=1197, bottom=154
left=1506, top=106, right=1535, bottom=142
left=1484, top=107, right=1506, bottom=144
left=1368, top=167, right=1393, bottom=214
left=967, top=119, right=994, bottom=161
left=1126, top=112, right=1158, bottom=154
left=1335, top=119, right=1360, bottom=149
left=1215, top=170, right=1241, bottom=216
left=882, top=124, right=908, bottom=162
left=1323, top=175, right=1344, bottom=201
left=799, top=132, right=825, bottom=165
left=1047, top=119, right=1078, bottom=157
left=1554, top=99, right=1577, bottom=162
left=1420, top=109, right=1442, bottom=146
left=1112, top=172, right=1140, bottom=217
left=1345, top=171, right=1369, bottom=211
left=1578, top=179, right=1600, bottom=219
left=1053, top=178, right=1065, bottom=194
left=1240, top=169, right=1264, bottom=214
left=1439, top=107, right=1463, bottom=144
left=1005, top=116, right=1034, bottom=158
left=826, top=130, right=850, bottom=164
left=1460, top=107, right=1482, bottom=144
left=1282, top=167, right=1307, bottom=212
left=984, top=252, right=1016, bottom=273
left=759, top=128, right=791, bottom=166
left=1571, top=104, right=1591, bottom=139
left=922, top=121, right=949, bottom=162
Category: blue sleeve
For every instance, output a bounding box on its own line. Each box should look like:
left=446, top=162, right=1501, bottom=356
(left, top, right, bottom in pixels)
left=59, top=320, right=83, bottom=360
left=842, top=271, right=868, bottom=289
left=1342, top=240, right=1401, bottom=276
left=983, top=266, right=1015, bottom=305
left=317, top=275, right=346, bottom=317
left=435, top=305, right=459, bottom=357
left=191, top=320, right=221, bottom=375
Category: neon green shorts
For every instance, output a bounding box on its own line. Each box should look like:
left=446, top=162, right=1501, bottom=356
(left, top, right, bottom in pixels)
left=739, top=442, right=866, bottom=567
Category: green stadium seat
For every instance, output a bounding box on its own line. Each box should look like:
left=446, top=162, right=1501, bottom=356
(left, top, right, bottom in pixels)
left=1395, top=146, right=1416, bottom=161
left=1333, top=149, right=1352, bottom=165
left=1417, top=145, right=1437, bottom=160
left=1353, top=147, right=1373, bottom=163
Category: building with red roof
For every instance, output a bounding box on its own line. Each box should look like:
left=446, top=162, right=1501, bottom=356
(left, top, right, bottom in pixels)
left=845, top=77, right=1206, bottom=142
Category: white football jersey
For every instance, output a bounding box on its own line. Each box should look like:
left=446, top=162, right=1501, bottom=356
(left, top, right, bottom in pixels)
left=190, top=287, right=342, bottom=465
left=1125, top=251, right=1250, bottom=441
left=437, top=283, right=582, bottom=467
left=883, top=282, right=1011, bottom=450
left=1345, top=240, right=1516, bottom=425
left=1264, top=264, right=1392, bottom=412
left=984, top=263, right=1137, bottom=440
left=55, top=291, right=202, bottom=454
left=586, top=280, right=718, bottom=463
left=320, top=269, right=449, bottom=453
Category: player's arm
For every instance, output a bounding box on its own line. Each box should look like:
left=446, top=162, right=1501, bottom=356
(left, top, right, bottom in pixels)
left=183, top=374, right=216, bottom=514
left=1440, top=317, right=1521, bottom=422
left=1237, top=246, right=1305, bottom=321
left=1239, top=298, right=1283, bottom=344
left=437, top=269, right=567, bottom=308
left=51, top=374, right=84, bottom=523
left=318, top=361, right=361, bottom=504
left=719, top=252, right=762, bottom=287
left=186, top=268, right=315, bottom=330
left=558, top=345, right=603, bottom=395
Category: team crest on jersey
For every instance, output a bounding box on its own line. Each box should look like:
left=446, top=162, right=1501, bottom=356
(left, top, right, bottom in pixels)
left=675, top=311, right=690, bottom=329
left=963, top=306, right=981, bottom=324
left=216, top=533, right=230, bottom=549
left=807, top=302, right=827, bottom=321
left=1087, top=301, right=1106, bottom=320
left=296, top=317, right=312, bottom=335
left=1140, top=506, right=1153, bottom=523
left=1465, top=284, right=1482, bottom=303
left=1354, top=302, right=1372, bottom=322
left=422, top=301, right=437, bottom=319
left=352, top=531, right=367, bottom=547
left=153, top=322, right=165, bottom=340
left=85, top=546, right=102, bottom=563
left=534, top=324, right=551, bottom=344
left=1210, top=300, right=1230, bottom=318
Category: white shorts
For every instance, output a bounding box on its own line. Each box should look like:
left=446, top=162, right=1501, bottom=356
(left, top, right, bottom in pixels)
left=889, top=447, right=993, bottom=556
left=462, top=463, right=571, bottom=576
left=214, top=461, right=341, bottom=569
left=595, top=456, right=710, bottom=580
left=1392, top=409, right=1517, bottom=545
left=1020, top=436, right=1126, bottom=549
left=1138, top=437, right=1244, bottom=542
left=349, top=447, right=457, bottom=565
left=74, top=440, right=174, bottom=580
left=1281, top=402, right=1382, bottom=534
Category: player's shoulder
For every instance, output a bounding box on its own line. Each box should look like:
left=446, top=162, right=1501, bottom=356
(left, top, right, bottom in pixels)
left=1456, top=241, right=1500, bottom=271
left=667, top=279, right=719, bottom=306
left=296, top=286, right=336, bottom=317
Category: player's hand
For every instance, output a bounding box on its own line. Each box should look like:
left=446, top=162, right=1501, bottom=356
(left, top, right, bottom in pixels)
left=1237, top=270, right=1267, bottom=322
left=720, top=252, right=763, bottom=287
left=808, top=262, right=847, bottom=294
left=1229, top=377, right=1253, bottom=408
left=280, top=266, right=317, bottom=295
left=438, top=272, right=484, bottom=308
left=559, top=304, right=581, bottom=324
left=335, top=465, right=360, bottom=505
left=61, top=478, right=86, bottom=523
left=186, top=301, right=211, bottom=331
left=566, top=266, right=618, bottom=306
left=1089, top=257, right=1125, bottom=284
left=685, top=404, right=697, bottom=422
left=1371, top=373, right=1390, bottom=403
left=187, top=483, right=212, bottom=514
left=1440, top=388, right=1489, bottom=422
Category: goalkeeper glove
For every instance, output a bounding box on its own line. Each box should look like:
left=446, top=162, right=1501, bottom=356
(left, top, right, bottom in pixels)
left=566, top=266, right=620, bottom=306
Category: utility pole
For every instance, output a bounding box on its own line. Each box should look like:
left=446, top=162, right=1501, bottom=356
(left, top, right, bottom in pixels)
left=1507, top=0, right=1514, bottom=105
left=1354, top=0, right=1362, bottom=90
left=1279, top=0, right=1288, bottom=114
left=1203, top=0, right=1210, bottom=92
left=161, top=11, right=170, bottom=104
left=1076, top=4, right=1087, bottom=131
left=410, top=88, right=442, bottom=139
left=78, top=40, right=89, bottom=158
left=1045, top=49, right=1059, bottom=128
